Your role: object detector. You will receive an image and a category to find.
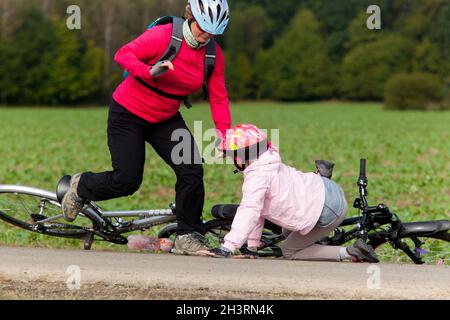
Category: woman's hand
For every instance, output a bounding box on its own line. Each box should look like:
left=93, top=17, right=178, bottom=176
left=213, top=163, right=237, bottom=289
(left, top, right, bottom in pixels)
left=150, top=60, right=175, bottom=77
left=160, top=60, right=174, bottom=70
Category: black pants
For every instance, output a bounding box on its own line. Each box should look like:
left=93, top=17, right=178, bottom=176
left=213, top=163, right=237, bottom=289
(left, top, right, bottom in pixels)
left=77, top=99, right=205, bottom=235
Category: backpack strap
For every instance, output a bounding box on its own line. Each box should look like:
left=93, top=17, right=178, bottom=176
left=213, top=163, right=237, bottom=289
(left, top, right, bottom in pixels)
left=134, top=17, right=192, bottom=107
left=131, top=16, right=215, bottom=108
left=156, top=16, right=184, bottom=63
left=202, top=40, right=217, bottom=99
left=204, top=40, right=216, bottom=80
left=135, top=77, right=190, bottom=107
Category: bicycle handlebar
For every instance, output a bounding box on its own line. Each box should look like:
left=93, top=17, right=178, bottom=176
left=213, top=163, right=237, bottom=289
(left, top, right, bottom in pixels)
left=357, top=158, right=369, bottom=209
left=359, top=158, right=367, bottom=181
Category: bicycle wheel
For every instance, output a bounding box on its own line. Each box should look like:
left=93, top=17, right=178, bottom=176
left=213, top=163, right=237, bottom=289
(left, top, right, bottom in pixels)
left=370, top=231, right=450, bottom=264
left=0, top=185, right=88, bottom=239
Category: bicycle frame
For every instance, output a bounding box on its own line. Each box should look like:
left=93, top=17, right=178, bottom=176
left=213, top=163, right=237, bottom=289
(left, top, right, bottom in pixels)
left=87, top=202, right=176, bottom=233
left=317, top=159, right=448, bottom=264
left=350, top=159, right=401, bottom=240
left=79, top=203, right=177, bottom=249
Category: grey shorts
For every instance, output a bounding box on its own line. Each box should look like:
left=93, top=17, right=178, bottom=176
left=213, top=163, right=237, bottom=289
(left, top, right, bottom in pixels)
left=316, top=177, right=348, bottom=228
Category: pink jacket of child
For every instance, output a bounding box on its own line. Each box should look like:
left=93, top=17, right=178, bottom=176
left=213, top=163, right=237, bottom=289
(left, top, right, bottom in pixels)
left=223, top=149, right=326, bottom=252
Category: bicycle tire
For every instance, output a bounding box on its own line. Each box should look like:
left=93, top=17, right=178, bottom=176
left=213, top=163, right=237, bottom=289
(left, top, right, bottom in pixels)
left=158, top=222, right=178, bottom=239
left=432, top=230, right=450, bottom=242
left=0, top=186, right=88, bottom=239
left=157, top=220, right=231, bottom=240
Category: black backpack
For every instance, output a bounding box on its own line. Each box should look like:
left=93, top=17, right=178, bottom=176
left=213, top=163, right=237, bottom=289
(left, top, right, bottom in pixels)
left=123, top=16, right=216, bottom=108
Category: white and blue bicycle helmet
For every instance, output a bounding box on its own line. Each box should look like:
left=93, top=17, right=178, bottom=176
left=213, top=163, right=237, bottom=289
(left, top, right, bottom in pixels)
left=189, top=0, right=230, bottom=35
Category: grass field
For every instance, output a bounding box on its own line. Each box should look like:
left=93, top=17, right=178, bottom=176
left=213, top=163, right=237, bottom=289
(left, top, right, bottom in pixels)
left=0, top=102, right=449, bottom=263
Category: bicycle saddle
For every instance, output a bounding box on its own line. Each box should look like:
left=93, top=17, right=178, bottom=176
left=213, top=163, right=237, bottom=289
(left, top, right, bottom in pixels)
left=56, top=175, right=72, bottom=203
left=211, top=204, right=239, bottom=220
left=399, top=220, right=450, bottom=237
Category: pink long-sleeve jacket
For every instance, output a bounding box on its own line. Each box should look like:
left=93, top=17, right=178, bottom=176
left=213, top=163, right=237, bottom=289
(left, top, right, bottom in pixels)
left=112, top=23, right=231, bottom=137
left=223, top=150, right=326, bottom=252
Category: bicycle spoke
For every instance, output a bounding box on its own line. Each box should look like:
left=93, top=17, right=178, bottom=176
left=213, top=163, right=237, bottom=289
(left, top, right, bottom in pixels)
left=207, top=229, right=225, bottom=238
left=1, top=194, right=68, bottom=222
left=375, top=236, right=449, bottom=264
left=17, top=194, right=34, bottom=216
left=0, top=196, right=27, bottom=211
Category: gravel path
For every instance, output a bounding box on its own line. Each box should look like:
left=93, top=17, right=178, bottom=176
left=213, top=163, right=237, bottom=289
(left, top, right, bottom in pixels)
left=0, top=246, right=448, bottom=299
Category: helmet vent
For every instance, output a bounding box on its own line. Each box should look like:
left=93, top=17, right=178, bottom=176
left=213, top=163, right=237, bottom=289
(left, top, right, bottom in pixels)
left=216, top=5, right=221, bottom=20
left=217, top=11, right=227, bottom=27
left=199, top=0, right=205, bottom=14
left=208, top=7, right=214, bottom=22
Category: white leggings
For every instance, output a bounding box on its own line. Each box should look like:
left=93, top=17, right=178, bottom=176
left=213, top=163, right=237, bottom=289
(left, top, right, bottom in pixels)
left=281, top=214, right=345, bottom=261
left=282, top=188, right=349, bottom=261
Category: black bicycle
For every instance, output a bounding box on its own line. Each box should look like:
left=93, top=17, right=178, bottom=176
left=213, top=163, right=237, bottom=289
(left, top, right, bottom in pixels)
left=0, top=159, right=448, bottom=264
left=162, top=159, right=450, bottom=264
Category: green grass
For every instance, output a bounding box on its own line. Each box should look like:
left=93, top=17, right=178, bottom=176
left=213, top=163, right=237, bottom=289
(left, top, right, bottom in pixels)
left=0, top=102, right=449, bottom=263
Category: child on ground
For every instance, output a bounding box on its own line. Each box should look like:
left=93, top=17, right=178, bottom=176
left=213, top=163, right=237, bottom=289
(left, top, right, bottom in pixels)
left=205, top=124, right=379, bottom=262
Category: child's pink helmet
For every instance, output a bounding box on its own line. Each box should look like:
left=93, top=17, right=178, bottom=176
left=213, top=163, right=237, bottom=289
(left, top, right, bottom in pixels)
left=219, top=124, right=270, bottom=171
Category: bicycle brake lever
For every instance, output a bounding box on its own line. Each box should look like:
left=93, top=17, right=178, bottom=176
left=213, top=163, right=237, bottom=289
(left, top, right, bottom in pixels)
left=353, top=198, right=362, bottom=209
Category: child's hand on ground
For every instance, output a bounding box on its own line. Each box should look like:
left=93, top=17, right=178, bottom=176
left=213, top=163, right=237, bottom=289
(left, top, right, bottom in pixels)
left=200, top=246, right=232, bottom=258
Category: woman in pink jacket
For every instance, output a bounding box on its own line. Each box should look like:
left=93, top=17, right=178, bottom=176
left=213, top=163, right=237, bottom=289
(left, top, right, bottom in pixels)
left=206, top=124, right=379, bottom=262
left=60, top=1, right=232, bottom=255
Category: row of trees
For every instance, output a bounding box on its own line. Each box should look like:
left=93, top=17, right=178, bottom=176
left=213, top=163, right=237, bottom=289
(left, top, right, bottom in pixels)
left=1, top=0, right=183, bottom=104
left=0, top=8, right=104, bottom=104
left=0, top=0, right=448, bottom=105
left=226, top=0, right=449, bottom=102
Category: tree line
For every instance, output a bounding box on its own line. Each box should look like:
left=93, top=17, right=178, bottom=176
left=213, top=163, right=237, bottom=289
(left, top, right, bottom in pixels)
left=0, top=0, right=448, bottom=106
